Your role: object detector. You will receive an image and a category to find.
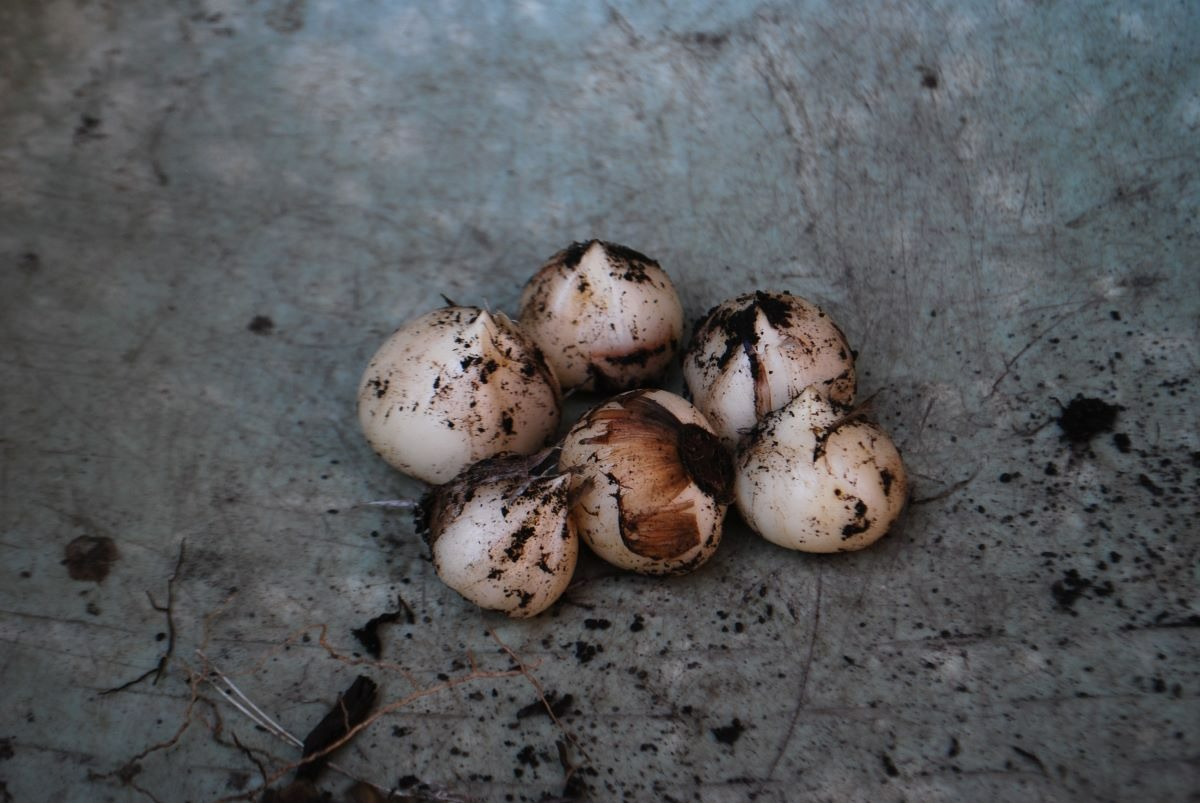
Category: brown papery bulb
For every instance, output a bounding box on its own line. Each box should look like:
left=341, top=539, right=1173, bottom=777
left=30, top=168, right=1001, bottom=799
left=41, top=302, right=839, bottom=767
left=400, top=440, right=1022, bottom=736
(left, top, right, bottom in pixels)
left=558, top=389, right=733, bottom=575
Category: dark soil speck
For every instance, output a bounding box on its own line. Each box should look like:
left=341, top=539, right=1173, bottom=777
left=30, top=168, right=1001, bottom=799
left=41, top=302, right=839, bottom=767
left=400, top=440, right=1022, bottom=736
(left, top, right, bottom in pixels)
left=711, top=718, right=745, bottom=745
left=247, top=314, right=274, bottom=334
left=1056, top=395, right=1120, bottom=443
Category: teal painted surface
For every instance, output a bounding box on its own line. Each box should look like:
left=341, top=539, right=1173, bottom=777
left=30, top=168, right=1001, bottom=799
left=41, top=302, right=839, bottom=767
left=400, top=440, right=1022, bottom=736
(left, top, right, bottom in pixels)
left=1, top=1, right=1197, bottom=800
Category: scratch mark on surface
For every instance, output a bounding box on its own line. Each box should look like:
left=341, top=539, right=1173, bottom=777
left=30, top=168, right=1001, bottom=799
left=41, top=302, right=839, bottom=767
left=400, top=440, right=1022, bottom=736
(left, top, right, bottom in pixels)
left=984, top=299, right=1097, bottom=399
left=910, top=469, right=978, bottom=506
left=760, top=566, right=822, bottom=788
left=100, top=540, right=185, bottom=695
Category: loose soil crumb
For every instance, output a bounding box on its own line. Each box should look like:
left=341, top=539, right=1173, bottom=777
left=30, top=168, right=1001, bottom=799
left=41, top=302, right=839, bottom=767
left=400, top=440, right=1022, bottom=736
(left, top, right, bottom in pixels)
left=711, top=718, right=745, bottom=745
left=1056, top=395, right=1120, bottom=443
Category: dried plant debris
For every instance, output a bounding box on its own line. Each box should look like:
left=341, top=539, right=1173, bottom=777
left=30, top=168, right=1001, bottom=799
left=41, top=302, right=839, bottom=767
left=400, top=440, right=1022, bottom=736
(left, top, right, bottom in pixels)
left=351, top=597, right=415, bottom=658
left=515, top=690, right=574, bottom=721
left=296, top=676, right=378, bottom=781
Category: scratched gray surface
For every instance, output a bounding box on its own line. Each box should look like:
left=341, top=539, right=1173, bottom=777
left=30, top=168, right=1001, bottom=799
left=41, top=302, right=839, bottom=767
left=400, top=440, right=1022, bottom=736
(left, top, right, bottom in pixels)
left=2, top=1, right=1198, bottom=801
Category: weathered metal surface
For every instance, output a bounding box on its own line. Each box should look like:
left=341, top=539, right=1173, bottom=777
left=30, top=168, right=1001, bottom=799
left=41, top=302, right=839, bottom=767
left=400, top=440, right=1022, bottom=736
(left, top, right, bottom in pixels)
left=1, top=1, right=1196, bottom=800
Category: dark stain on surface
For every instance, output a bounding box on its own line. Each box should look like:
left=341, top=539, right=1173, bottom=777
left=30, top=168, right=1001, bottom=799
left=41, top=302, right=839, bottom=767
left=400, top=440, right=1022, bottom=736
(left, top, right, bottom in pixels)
left=1050, top=568, right=1113, bottom=614
left=73, top=114, right=103, bottom=144
left=684, top=30, right=730, bottom=50
left=62, top=535, right=119, bottom=582
left=17, top=252, right=40, bottom=275
left=266, top=0, right=306, bottom=33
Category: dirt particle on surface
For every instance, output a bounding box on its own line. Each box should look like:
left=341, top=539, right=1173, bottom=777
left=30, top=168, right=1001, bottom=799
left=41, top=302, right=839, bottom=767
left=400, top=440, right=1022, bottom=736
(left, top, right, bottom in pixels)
left=881, top=753, right=900, bottom=777
left=62, top=535, right=119, bottom=582
left=572, top=641, right=601, bottom=664
left=247, top=314, right=274, bottom=334
left=1136, top=473, right=1164, bottom=497
left=711, top=718, right=745, bottom=745
left=73, top=114, right=103, bottom=143
left=1050, top=568, right=1113, bottom=614
left=265, top=0, right=306, bottom=33
left=516, top=744, right=539, bottom=768
left=1056, top=395, right=1120, bottom=443
left=17, top=252, right=40, bottom=275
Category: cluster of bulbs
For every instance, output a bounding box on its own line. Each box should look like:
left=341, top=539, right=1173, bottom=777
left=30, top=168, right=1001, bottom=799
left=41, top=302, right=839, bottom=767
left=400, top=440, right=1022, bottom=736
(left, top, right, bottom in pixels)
left=357, top=240, right=907, bottom=617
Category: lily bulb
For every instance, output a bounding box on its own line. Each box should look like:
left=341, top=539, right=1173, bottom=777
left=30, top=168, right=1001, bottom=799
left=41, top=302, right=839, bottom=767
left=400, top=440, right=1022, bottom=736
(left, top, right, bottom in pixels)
left=559, top=389, right=734, bottom=575
left=418, top=451, right=578, bottom=617
left=358, top=306, right=561, bottom=484
left=518, top=240, right=684, bottom=391
left=735, top=387, right=907, bottom=553
left=683, top=291, right=856, bottom=447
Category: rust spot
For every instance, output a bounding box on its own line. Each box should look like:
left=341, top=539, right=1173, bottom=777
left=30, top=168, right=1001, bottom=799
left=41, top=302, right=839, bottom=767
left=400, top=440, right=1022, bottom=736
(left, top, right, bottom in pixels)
left=62, top=535, right=119, bottom=582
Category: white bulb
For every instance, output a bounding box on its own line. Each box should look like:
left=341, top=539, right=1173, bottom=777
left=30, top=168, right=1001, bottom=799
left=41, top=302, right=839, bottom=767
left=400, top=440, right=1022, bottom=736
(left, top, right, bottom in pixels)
left=519, top=240, right=684, bottom=391
left=683, top=291, right=856, bottom=447
left=419, top=453, right=578, bottom=617
left=559, top=389, right=733, bottom=575
left=735, top=387, right=907, bottom=553
left=358, top=306, right=561, bottom=484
